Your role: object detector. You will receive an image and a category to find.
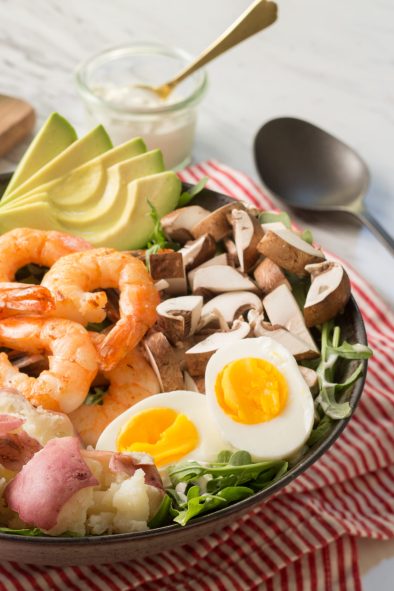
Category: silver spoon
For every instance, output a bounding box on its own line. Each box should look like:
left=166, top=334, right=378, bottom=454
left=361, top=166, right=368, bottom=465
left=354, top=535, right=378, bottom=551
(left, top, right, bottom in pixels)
left=254, top=117, right=394, bottom=254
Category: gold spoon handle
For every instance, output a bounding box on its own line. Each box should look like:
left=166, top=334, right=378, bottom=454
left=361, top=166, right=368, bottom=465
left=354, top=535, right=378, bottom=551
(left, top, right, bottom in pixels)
left=165, top=0, right=278, bottom=90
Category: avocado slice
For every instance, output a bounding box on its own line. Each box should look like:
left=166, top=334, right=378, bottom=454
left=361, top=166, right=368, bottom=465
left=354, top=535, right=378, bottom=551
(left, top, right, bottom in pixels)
left=0, top=137, right=147, bottom=211
left=2, top=113, right=77, bottom=198
left=70, top=171, right=181, bottom=249
left=3, top=125, right=113, bottom=202
left=0, top=200, right=62, bottom=233
left=0, top=170, right=181, bottom=250
left=56, top=150, right=165, bottom=226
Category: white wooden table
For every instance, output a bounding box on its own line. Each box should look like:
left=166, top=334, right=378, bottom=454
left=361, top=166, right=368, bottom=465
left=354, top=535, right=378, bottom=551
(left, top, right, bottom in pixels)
left=0, top=0, right=393, bottom=586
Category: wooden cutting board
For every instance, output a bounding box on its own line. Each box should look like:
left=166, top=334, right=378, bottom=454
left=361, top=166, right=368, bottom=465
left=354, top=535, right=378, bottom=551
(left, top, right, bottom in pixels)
left=0, top=95, right=36, bottom=158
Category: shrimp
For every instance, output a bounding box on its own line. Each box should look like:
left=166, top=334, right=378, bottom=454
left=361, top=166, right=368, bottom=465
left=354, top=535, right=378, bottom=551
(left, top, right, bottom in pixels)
left=0, top=283, right=55, bottom=318
left=0, top=228, right=91, bottom=282
left=69, top=345, right=160, bottom=447
left=42, top=248, right=160, bottom=370
left=0, top=317, right=99, bottom=413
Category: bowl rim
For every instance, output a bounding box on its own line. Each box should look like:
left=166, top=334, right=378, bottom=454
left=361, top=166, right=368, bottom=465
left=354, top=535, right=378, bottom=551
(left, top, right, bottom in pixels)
left=0, top=174, right=368, bottom=545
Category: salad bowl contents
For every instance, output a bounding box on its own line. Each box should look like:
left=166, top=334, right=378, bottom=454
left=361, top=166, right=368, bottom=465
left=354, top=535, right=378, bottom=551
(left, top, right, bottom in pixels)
left=0, top=114, right=371, bottom=564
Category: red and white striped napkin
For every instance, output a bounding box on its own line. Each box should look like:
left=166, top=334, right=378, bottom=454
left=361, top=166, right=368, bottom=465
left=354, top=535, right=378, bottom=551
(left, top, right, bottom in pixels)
left=1, top=161, right=393, bottom=591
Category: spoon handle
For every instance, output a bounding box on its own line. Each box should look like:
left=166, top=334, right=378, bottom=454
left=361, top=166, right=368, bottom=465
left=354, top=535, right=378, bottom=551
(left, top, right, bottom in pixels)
left=167, top=0, right=278, bottom=88
left=356, top=210, right=394, bottom=255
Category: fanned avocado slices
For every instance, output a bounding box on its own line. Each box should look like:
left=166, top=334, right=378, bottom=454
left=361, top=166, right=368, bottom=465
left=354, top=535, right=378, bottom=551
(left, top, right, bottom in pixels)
left=3, top=113, right=77, bottom=198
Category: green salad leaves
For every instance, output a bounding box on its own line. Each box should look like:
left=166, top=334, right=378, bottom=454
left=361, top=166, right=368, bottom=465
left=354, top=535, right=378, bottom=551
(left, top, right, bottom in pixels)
left=177, top=177, right=208, bottom=208
left=314, top=321, right=372, bottom=420
left=149, top=450, right=288, bottom=528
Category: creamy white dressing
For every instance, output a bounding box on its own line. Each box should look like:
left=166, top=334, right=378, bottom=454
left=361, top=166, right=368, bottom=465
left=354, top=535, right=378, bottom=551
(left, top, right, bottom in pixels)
left=88, top=83, right=197, bottom=169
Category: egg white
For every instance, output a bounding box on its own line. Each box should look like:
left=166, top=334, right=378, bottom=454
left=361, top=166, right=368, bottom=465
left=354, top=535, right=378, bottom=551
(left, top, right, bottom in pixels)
left=96, top=390, right=230, bottom=467
left=205, top=337, right=315, bottom=461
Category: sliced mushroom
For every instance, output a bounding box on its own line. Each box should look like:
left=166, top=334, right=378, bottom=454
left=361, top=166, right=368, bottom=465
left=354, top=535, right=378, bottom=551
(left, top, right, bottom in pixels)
left=230, top=208, right=264, bottom=272
left=179, top=234, right=216, bottom=270
left=191, top=202, right=244, bottom=242
left=253, top=258, right=290, bottom=294
left=196, top=309, right=229, bottom=332
left=144, top=331, right=185, bottom=391
left=156, top=295, right=203, bottom=345
left=183, top=371, right=205, bottom=394
left=257, top=228, right=325, bottom=276
left=188, top=253, right=229, bottom=289
left=154, top=279, right=170, bottom=292
left=304, top=261, right=351, bottom=327
left=185, top=320, right=250, bottom=376
left=192, top=265, right=258, bottom=295
left=299, top=366, right=319, bottom=393
left=149, top=252, right=187, bottom=295
left=263, top=284, right=319, bottom=354
left=223, top=238, right=239, bottom=267
left=261, top=221, right=288, bottom=233
left=201, top=291, right=263, bottom=324
left=161, top=205, right=210, bottom=244
left=250, top=317, right=319, bottom=360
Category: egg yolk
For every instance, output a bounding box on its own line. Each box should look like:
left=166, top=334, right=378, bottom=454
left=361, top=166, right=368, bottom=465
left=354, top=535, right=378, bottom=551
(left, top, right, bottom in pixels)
left=215, top=357, right=288, bottom=424
left=116, top=407, right=199, bottom=467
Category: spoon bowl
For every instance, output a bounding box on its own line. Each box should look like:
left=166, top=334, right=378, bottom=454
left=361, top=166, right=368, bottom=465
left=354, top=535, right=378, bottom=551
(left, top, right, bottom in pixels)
left=254, top=117, right=394, bottom=253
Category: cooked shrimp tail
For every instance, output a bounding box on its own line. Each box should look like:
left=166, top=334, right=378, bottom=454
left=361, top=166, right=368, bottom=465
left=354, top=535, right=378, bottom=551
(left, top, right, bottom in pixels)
left=70, top=346, right=160, bottom=446
left=42, top=248, right=159, bottom=369
left=0, top=317, right=98, bottom=413
left=0, top=283, right=55, bottom=318
left=0, top=228, right=91, bottom=282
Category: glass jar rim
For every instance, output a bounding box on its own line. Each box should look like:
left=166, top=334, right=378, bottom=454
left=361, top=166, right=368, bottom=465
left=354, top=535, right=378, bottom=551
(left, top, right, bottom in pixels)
left=75, top=42, right=208, bottom=116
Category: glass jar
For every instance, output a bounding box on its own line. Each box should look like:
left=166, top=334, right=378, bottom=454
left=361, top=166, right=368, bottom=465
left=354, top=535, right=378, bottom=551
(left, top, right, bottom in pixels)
left=75, top=43, right=208, bottom=170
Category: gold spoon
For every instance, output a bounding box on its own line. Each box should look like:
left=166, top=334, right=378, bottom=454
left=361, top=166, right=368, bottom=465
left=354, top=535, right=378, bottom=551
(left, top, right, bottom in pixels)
left=136, top=0, right=278, bottom=100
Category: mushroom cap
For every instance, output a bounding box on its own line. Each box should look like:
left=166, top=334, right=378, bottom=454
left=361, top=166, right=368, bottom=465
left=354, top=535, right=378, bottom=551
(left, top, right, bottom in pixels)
left=191, top=202, right=244, bottom=242
left=257, top=228, right=325, bottom=276
left=230, top=209, right=264, bottom=272
left=263, top=284, right=318, bottom=353
left=161, top=206, right=210, bottom=244
left=202, top=291, right=263, bottom=324
left=156, top=295, right=203, bottom=344
left=304, top=261, right=351, bottom=327
left=179, top=234, right=216, bottom=270
left=192, top=265, right=258, bottom=295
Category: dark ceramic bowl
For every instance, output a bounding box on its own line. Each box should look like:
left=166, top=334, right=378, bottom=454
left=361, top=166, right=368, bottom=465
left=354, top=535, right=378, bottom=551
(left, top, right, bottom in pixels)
left=0, top=172, right=367, bottom=566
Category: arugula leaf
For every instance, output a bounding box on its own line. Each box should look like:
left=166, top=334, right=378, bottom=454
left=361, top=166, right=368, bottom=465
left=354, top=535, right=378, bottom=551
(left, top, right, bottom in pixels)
left=174, top=494, right=227, bottom=526
left=148, top=494, right=178, bottom=528
left=300, top=229, right=314, bottom=244
left=314, top=322, right=372, bottom=419
left=259, top=211, right=291, bottom=228
left=0, top=527, right=45, bottom=537
left=145, top=201, right=180, bottom=270
left=307, top=415, right=333, bottom=446
left=84, top=386, right=108, bottom=406
left=178, top=177, right=208, bottom=207
left=157, top=453, right=288, bottom=528
left=228, top=450, right=252, bottom=466
left=0, top=527, right=81, bottom=537
left=327, top=341, right=373, bottom=360
left=216, top=450, right=232, bottom=464
left=147, top=201, right=168, bottom=248
left=217, top=486, right=254, bottom=502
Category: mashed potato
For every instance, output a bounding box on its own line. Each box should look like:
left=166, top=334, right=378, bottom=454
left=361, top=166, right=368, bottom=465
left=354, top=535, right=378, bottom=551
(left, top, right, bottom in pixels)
left=48, top=455, right=163, bottom=536
left=0, top=388, right=74, bottom=446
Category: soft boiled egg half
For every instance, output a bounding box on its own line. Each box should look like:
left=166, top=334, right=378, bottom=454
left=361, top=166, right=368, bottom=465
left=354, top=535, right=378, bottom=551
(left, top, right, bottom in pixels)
left=96, top=391, right=229, bottom=468
left=205, top=337, right=315, bottom=461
